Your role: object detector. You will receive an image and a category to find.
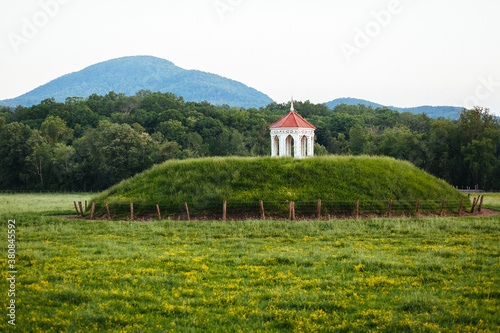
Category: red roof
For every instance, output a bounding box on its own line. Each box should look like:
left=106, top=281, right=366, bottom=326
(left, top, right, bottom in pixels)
left=268, top=111, right=316, bottom=129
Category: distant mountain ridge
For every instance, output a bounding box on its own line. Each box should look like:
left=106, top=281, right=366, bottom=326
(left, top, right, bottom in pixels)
left=0, top=56, right=274, bottom=109
left=325, top=98, right=465, bottom=119
left=1, top=56, right=468, bottom=118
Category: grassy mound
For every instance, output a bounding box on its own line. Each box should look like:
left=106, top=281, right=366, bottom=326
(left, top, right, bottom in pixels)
left=91, top=156, right=468, bottom=217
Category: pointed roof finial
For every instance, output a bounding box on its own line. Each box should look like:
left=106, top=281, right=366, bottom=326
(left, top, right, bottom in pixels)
left=291, top=97, right=295, bottom=112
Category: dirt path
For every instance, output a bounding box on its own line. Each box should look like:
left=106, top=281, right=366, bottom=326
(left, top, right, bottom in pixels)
left=476, top=208, right=500, bottom=217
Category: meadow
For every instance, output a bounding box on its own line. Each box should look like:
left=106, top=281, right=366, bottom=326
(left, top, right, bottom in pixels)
left=482, top=193, right=500, bottom=211
left=0, top=193, right=499, bottom=332
left=0, top=193, right=93, bottom=215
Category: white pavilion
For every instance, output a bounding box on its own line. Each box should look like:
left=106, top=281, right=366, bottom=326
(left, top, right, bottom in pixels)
left=268, top=100, right=316, bottom=158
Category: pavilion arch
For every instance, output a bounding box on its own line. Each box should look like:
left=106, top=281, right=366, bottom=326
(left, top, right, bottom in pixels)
left=273, top=136, right=279, bottom=157
left=301, top=136, right=308, bottom=157
left=285, top=135, right=294, bottom=157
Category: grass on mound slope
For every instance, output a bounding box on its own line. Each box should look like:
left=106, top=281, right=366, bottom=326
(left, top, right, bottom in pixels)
left=91, top=156, right=468, bottom=217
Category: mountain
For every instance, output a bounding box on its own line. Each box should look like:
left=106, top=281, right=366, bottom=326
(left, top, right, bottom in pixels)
left=0, top=56, right=274, bottom=109
left=325, top=97, right=465, bottom=119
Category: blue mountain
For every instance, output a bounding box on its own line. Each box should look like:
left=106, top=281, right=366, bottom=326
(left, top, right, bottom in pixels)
left=325, top=97, right=464, bottom=119
left=0, top=56, right=274, bottom=109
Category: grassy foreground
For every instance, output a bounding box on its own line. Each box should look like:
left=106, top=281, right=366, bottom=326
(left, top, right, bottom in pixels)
left=1, top=210, right=499, bottom=332
left=92, top=156, right=468, bottom=217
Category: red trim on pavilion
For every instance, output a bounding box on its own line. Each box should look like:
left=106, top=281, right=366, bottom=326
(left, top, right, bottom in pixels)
left=268, top=111, right=316, bottom=129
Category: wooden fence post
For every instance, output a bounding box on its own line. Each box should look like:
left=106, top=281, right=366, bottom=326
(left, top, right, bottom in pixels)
left=478, top=196, right=484, bottom=213
left=259, top=200, right=265, bottom=220
left=355, top=200, right=359, bottom=219
left=415, top=200, right=420, bottom=217
left=156, top=204, right=162, bottom=221
left=439, top=200, right=445, bottom=217
left=458, top=199, right=464, bottom=216
left=223, top=201, right=227, bottom=222
left=292, top=202, right=295, bottom=221
left=289, top=202, right=293, bottom=220
left=317, top=199, right=322, bottom=219
left=78, top=202, right=84, bottom=217
left=130, top=202, right=134, bottom=220
left=91, top=202, right=95, bottom=220
left=470, top=198, right=477, bottom=214
left=184, top=202, right=190, bottom=221
left=387, top=200, right=392, bottom=217
left=105, top=202, right=111, bottom=220
left=74, top=201, right=79, bottom=216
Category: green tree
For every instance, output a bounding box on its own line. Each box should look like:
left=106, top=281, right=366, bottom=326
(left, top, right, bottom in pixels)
left=458, top=107, right=498, bottom=142
left=51, top=143, right=76, bottom=185
left=374, top=126, right=428, bottom=166
left=130, top=109, right=157, bottom=132
left=214, top=129, right=232, bottom=156
left=314, top=143, right=329, bottom=156
left=229, top=129, right=247, bottom=156
left=330, top=133, right=348, bottom=155
left=149, top=139, right=182, bottom=164
left=40, top=116, right=74, bottom=145
left=156, top=120, right=187, bottom=143
left=26, top=130, right=51, bottom=187
left=0, top=122, right=34, bottom=188
left=328, top=112, right=358, bottom=138
left=184, top=132, right=207, bottom=158
left=454, top=107, right=499, bottom=188
left=348, top=126, right=366, bottom=155
left=462, top=139, right=497, bottom=188
left=74, top=122, right=146, bottom=190
left=250, top=119, right=269, bottom=156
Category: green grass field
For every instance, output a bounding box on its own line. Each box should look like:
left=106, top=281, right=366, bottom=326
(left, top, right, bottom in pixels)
left=482, top=193, right=500, bottom=211
left=0, top=193, right=499, bottom=332
left=0, top=193, right=93, bottom=215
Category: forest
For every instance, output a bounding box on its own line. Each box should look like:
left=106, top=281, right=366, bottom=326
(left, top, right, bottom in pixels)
left=0, top=90, right=499, bottom=191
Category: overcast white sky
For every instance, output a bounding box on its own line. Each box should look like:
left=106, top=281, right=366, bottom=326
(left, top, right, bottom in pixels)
left=1, top=0, right=500, bottom=115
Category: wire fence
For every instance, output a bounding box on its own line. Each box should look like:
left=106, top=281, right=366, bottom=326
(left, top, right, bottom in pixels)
left=73, top=198, right=480, bottom=221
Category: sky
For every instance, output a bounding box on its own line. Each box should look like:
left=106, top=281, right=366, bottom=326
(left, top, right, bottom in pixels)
left=1, top=0, right=500, bottom=115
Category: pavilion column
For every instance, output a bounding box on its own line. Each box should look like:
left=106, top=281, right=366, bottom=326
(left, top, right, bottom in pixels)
left=271, top=135, right=274, bottom=157
left=271, top=135, right=277, bottom=157
left=301, top=136, right=307, bottom=158
left=293, top=133, right=301, bottom=158
left=279, top=135, right=286, bottom=157
left=308, top=135, right=314, bottom=157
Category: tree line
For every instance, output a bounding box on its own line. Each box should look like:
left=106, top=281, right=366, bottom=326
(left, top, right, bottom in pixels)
left=1, top=90, right=499, bottom=191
